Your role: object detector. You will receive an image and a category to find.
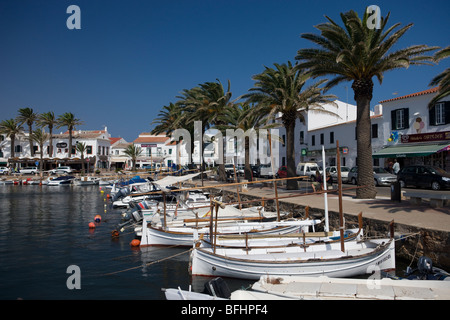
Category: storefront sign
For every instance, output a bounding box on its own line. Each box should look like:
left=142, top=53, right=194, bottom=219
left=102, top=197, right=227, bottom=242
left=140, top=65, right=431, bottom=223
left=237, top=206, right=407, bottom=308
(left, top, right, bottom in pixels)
left=56, top=142, right=67, bottom=148
left=141, top=144, right=157, bottom=148
left=401, top=131, right=450, bottom=143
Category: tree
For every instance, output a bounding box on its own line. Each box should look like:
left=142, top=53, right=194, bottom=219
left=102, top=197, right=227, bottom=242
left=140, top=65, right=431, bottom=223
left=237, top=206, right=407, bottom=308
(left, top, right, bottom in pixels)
left=57, top=112, right=84, bottom=158
left=76, top=142, right=87, bottom=174
left=243, top=62, right=337, bottom=190
left=17, top=107, right=38, bottom=157
left=31, top=129, right=49, bottom=177
left=176, top=80, right=234, bottom=181
left=217, top=103, right=279, bottom=181
left=124, top=144, right=142, bottom=171
left=0, top=119, right=23, bottom=161
left=429, top=46, right=450, bottom=107
left=296, top=9, right=437, bottom=198
left=37, top=112, right=57, bottom=158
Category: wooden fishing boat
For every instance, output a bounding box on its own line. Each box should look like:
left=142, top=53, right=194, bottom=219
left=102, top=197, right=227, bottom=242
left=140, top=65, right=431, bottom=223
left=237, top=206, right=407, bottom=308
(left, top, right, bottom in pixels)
left=189, top=236, right=395, bottom=280
left=198, top=212, right=364, bottom=249
left=139, top=217, right=322, bottom=247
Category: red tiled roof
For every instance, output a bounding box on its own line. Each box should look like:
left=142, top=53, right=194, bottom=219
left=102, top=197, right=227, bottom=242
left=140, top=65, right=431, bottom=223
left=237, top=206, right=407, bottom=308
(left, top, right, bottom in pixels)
left=379, top=87, right=439, bottom=103
left=109, top=137, right=122, bottom=145
left=134, top=136, right=169, bottom=143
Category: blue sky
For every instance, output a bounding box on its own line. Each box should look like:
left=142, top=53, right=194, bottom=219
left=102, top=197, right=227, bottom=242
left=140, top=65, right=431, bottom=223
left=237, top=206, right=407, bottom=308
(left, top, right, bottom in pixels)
left=1, top=0, right=449, bottom=142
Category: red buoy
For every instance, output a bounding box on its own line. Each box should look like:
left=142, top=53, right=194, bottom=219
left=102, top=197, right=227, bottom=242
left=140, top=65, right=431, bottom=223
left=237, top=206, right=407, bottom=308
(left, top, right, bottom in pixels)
left=88, top=222, right=96, bottom=229
left=94, top=215, right=102, bottom=223
left=130, top=239, right=140, bottom=247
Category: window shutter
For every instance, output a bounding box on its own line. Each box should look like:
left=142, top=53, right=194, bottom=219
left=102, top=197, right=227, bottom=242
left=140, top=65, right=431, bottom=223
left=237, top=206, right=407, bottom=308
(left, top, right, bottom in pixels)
left=391, top=110, right=397, bottom=130
left=445, top=101, right=450, bottom=124
left=429, top=104, right=436, bottom=126
left=403, top=108, right=409, bottom=129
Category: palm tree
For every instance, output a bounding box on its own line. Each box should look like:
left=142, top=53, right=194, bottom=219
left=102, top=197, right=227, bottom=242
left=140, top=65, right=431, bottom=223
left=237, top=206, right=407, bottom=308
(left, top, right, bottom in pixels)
left=429, top=46, right=450, bottom=106
left=37, top=112, right=57, bottom=158
left=31, top=129, right=49, bottom=177
left=17, top=107, right=38, bottom=157
left=0, top=119, right=23, bottom=160
left=177, top=80, right=234, bottom=181
left=76, top=142, right=88, bottom=174
left=124, top=144, right=142, bottom=171
left=295, top=9, right=437, bottom=198
left=151, top=102, right=190, bottom=172
left=217, top=103, right=278, bottom=181
left=57, top=112, right=84, bottom=158
left=243, top=62, right=337, bottom=190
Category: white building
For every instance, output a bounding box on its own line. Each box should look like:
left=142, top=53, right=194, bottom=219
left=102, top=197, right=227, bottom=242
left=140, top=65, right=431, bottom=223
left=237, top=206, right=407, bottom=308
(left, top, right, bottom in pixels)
left=109, top=137, right=131, bottom=170
left=276, top=88, right=450, bottom=172
left=372, top=87, right=450, bottom=170
left=0, top=127, right=112, bottom=171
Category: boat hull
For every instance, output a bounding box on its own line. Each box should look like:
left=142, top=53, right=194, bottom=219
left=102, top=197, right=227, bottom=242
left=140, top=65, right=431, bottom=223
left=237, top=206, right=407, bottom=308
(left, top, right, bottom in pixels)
left=190, top=239, right=395, bottom=280
left=140, top=220, right=319, bottom=247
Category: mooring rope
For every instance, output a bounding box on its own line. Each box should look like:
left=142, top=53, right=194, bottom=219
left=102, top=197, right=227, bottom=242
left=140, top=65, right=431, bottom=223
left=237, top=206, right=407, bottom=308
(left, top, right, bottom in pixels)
left=102, top=248, right=193, bottom=276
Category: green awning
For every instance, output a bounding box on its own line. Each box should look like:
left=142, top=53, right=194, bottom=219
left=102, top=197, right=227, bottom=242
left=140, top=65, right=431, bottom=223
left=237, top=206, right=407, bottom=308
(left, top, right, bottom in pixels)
left=372, top=142, right=450, bottom=158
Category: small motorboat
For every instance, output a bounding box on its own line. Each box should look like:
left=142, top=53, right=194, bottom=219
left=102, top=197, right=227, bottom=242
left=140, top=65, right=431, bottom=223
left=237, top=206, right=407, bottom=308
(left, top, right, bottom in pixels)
left=73, top=176, right=100, bottom=186
left=47, top=176, right=75, bottom=185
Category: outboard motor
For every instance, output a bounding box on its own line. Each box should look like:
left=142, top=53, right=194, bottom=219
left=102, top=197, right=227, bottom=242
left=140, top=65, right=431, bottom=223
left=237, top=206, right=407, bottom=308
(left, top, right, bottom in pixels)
left=417, top=256, right=433, bottom=275
left=202, top=277, right=231, bottom=299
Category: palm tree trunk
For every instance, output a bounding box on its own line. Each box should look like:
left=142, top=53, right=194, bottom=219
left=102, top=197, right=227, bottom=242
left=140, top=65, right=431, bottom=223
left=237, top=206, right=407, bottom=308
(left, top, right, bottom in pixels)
left=244, top=136, right=252, bottom=181
left=68, top=128, right=73, bottom=159
left=28, top=125, right=34, bottom=157
left=49, top=127, right=53, bottom=158
left=352, top=79, right=377, bottom=199
left=285, top=119, right=298, bottom=190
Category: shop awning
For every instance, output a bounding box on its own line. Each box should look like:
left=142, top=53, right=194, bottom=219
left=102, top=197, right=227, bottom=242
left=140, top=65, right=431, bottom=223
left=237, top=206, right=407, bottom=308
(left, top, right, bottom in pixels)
left=372, top=142, right=450, bottom=158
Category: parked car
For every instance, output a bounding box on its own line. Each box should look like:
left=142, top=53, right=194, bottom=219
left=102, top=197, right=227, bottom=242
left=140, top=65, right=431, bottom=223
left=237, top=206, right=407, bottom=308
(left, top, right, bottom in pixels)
left=296, top=162, right=322, bottom=180
left=50, top=166, right=73, bottom=174
left=276, top=166, right=287, bottom=179
left=326, top=166, right=350, bottom=183
left=397, top=165, right=450, bottom=190
left=259, top=163, right=275, bottom=178
left=0, top=167, right=9, bottom=175
left=348, top=166, right=397, bottom=186
left=20, top=167, right=39, bottom=174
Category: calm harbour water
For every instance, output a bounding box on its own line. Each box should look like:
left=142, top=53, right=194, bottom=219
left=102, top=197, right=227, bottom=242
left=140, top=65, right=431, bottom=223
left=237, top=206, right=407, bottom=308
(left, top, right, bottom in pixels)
left=0, top=184, right=252, bottom=300
left=0, top=184, right=409, bottom=300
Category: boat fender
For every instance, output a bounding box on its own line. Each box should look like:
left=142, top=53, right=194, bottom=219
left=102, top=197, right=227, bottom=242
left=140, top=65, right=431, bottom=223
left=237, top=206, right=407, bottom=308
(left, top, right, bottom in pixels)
left=130, top=239, right=140, bottom=247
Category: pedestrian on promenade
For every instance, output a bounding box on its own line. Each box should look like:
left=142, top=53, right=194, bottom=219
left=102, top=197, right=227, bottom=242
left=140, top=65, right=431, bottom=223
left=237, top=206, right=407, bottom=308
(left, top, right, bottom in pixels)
left=393, top=159, right=400, bottom=175
left=312, top=170, right=322, bottom=192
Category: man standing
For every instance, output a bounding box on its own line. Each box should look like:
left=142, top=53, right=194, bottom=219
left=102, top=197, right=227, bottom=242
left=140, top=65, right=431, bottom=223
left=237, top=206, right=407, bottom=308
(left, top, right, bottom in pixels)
left=393, top=159, right=400, bottom=175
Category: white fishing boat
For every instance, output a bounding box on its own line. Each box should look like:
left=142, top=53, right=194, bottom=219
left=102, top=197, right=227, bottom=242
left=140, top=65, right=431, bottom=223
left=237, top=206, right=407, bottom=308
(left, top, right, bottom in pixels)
left=139, top=216, right=321, bottom=247
left=199, top=212, right=364, bottom=249
left=189, top=233, right=396, bottom=280
left=47, top=175, right=75, bottom=185
left=73, top=176, right=100, bottom=186
left=251, top=275, right=450, bottom=300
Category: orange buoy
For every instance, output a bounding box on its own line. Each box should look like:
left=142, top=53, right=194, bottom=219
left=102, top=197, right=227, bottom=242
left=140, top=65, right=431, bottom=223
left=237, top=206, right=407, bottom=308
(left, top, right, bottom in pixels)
left=88, top=222, right=96, bottom=229
left=94, top=215, right=102, bottom=222
left=106, top=194, right=110, bottom=199
left=130, top=239, right=140, bottom=247
left=111, top=230, right=120, bottom=238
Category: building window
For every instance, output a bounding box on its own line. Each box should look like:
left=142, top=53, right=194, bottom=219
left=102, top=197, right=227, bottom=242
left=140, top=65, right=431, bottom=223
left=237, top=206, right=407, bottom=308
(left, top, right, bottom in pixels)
left=15, top=145, right=22, bottom=153
left=371, top=124, right=378, bottom=139
left=300, top=131, right=304, bottom=144
left=435, top=103, right=445, bottom=125
left=320, top=133, right=324, bottom=145
left=391, top=108, right=409, bottom=130
left=311, top=135, right=315, bottom=146
left=329, top=132, right=334, bottom=144
left=86, top=146, right=92, bottom=154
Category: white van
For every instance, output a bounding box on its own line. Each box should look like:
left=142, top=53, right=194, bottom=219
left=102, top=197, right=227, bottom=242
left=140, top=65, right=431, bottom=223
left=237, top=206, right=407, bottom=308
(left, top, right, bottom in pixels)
left=296, top=162, right=322, bottom=180
left=259, top=163, right=275, bottom=178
